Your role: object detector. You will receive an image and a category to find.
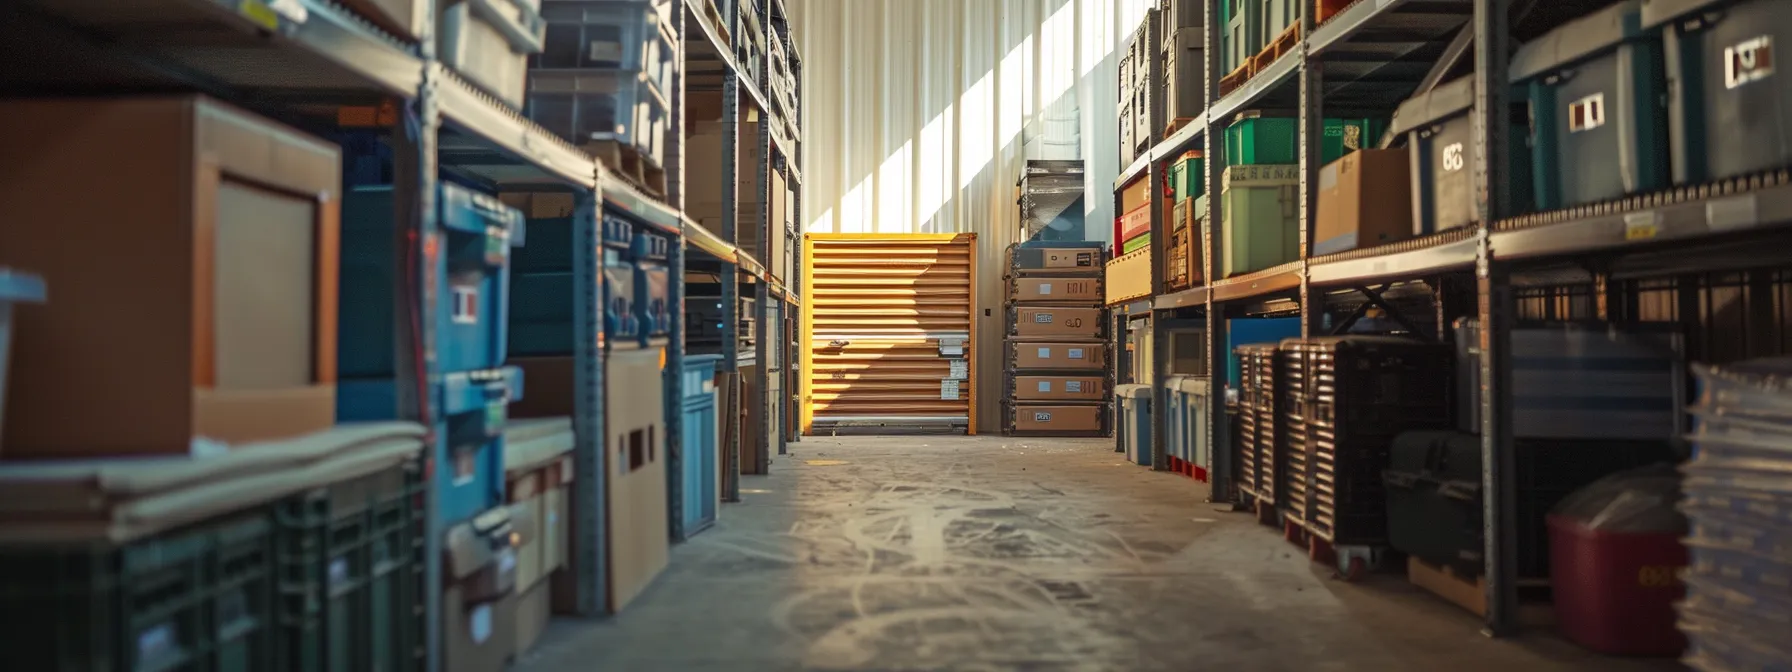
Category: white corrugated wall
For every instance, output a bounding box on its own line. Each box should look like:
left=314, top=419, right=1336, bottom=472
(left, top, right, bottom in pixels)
left=792, top=0, right=1154, bottom=431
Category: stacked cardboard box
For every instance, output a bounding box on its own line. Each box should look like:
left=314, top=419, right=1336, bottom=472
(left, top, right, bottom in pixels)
left=1003, top=242, right=1112, bottom=437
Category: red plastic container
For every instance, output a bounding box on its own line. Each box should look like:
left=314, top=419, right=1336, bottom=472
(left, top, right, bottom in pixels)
left=1546, top=514, right=1688, bottom=656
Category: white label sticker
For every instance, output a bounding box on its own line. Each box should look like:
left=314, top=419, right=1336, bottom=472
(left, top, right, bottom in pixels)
left=1033, top=412, right=1053, bottom=422
left=451, top=286, right=480, bottom=325
left=940, top=379, right=960, bottom=400
left=1068, top=348, right=1086, bottom=359
left=1067, top=381, right=1084, bottom=393
left=1033, top=313, right=1054, bottom=324
left=1039, top=282, right=1054, bottom=295
left=1726, top=36, right=1775, bottom=89
left=470, top=605, right=494, bottom=644
left=1037, top=381, right=1053, bottom=392
left=948, top=359, right=969, bottom=380
left=1037, top=347, right=1052, bottom=359
left=1441, top=142, right=1466, bottom=172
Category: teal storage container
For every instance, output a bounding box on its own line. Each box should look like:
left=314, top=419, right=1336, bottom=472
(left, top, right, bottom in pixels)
left=680, top=354, right=722, bottom=535
left=339, top=183, right=526, bottom=377
left=1165, top=375, right=1214, bottom=480
left=1168, top=151, right=1206, bottom=201
left=1117, top=384, right=1153, bottom=466
left=1512, top=0, right=1670, bottom=211
left=1645, top=0, right=1792, bottom=185
left=1219, top=164, right=1300, bottom=277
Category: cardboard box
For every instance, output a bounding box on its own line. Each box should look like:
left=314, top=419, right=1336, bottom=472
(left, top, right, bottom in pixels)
left=1013, top=376, right=1107, bottom=402
left=1012, top=307, right=1104, bottom=339
left=1010, top=404, right=1104, bottom=433
left=1105, top=249, right=1152, bottom=305
left=1012, top=247, right=1102, bottom=271
left=1119, top=203, right=1151, bottom=242
left=0, top=96, right=340, bottom=458
left=1119, top=174, right=1153, bottom=213
left=1011, top=276, right=1103, bottom=303
left=1314, top=149, right=1414, bottom=255
left=1011, top=341, right=1107, bottom=369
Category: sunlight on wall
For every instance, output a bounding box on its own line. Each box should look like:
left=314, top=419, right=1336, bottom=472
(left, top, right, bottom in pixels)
left=877, top=140, right=913, bottom=233
left=917, top=106, right=954, bottom=225
left=839, top=175, right=872, bottom=234
left=1040, top=2, right=1077, bottom=103
left=958, top=71, right=994, bottom=191
left=999, top=35, right=1034, bottom=149
left=1081, top=0, right=1113, bottom=77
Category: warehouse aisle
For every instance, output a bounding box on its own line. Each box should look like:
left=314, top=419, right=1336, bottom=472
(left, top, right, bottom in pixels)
left=515, top=436, right=1673, bottom=672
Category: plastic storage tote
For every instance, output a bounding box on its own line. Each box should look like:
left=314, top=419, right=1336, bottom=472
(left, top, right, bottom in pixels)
left=1646, top=0, right=1792, bottom=185
left=1390, top=76, right=1535, bottom=234
left=1219, top=164, right=1300, bottom=277
left=0, top=269, right=45, bottom=449
left=1452, top=319, right=1685, bottom=439
left=1511, top=0, right=1670, bottom=211
left=1225, top=116, right=1382, bottom=166
left=1168, top=376, right=1213, bottom=480
left=536, top=0, right=677, bottom=95
left=527, top=68, right=669, bottom=169
left=440, top=0, right=547, bottom=109
left=337, top=367, right=523, bottom=526
left=681, top=354, right=723, bottom=535
left=634, top=228, right=673, bottom=343
left=1546, top=466, right=1688, bottom=657
left=1117, top=384, right=1153, bottom=466
left=339, top=183, right=526, bottom=378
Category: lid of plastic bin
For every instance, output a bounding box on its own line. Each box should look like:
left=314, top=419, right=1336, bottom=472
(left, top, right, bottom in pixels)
left=505, top=418, right=576, bottom=474
left=1510, top=0, right=1645, bottom=82
left=1388, top=76, right=1474, bottom=138
left=0, top=269, right=45, bottom=303
left=1176, top=376, right=1211, bottom=393
left=1638, top=0, right=1726, bottom=31
left=1116, top=384, right=1153, bottom=399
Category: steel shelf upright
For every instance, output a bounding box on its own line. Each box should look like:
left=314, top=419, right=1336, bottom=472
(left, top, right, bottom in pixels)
left=1200, top=0, right=1230, bottom=506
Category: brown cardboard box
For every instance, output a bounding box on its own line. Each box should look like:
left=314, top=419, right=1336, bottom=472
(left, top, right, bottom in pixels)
left=1120, top=174, right=1153, bottom=213
left=1010, top=342, right=1108, bottom=370
left=1010, top=404, right=1104, bottom=433
left=1012, top=307, right=1104, bottom=339
left=686, top=121, right=768, bottom=257
left=1011, top=276, right=1103, bottom=303
left=1013, top=376, right=1107, bottom=402
left=0, top=96, right=340, bottom=458
left=1314, top=149, right=1413, bottom=255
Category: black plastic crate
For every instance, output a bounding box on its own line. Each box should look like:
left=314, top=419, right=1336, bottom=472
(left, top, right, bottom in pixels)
left=0, top=512, right=279, bottom=672
left=274, top=461, right=425, bottom=672
left=1288, top=336, right=1454, bottom=544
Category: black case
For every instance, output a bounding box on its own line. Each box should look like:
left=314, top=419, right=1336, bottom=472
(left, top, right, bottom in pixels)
left=1235, top=344, right=1283, bottom=507
left=1283, top=336, right=1454, bottom=545
left=1385, top=430, right=1484, bottom=573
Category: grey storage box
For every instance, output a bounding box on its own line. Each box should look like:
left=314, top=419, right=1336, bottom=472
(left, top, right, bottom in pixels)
left=1389, top=76, right=1534, bottom=234
left=1511, top=0, right=1671, bottom=211
left=526, top=69, right=668, bottom=169
left=1163, top=28, right=1206, bottom=125
left=1453, top=319, right=1685, bottom=440
left=1644, top=0, right=1792, bottom=184
left=537, top=0, right=678, bottom=95
left=441, top=0, right=547, bottom=109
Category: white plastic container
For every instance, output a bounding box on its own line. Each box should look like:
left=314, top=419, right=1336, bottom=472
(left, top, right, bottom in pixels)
left=0, top=269, right=45, bottom=452
left=440, top=0, right=547, bottom=109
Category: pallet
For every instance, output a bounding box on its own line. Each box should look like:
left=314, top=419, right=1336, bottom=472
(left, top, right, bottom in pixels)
left=704, top=0, right=732, bottom=49
left=1252, top=24, right=1302, bottom=74
left=584, top=140, right=666, bottom=198
left=1164, top=117, right=1196, bottom=137
left=1218, top=64, right=1253, bottom=97
left=1408, top=557, right=1486, bottom=616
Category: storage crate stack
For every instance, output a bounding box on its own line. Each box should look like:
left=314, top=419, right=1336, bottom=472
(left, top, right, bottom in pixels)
left=1163, top=150, right=1205, bottom=291
left=766, top=12, right=800, bottom=143
left=1680, top=359, right=1792, bottom=669
left=1157, top=0, right=1204, bottom=135
left=1018, top=160, right=1087, bottom=243
left=1217, top=113, right=1381, bottom=276
left=1118, top=8, right=1160, bottom=166
left=1234, top=343, right=1282, bottom=510
left=1281, top=336, right=1453, bottom=578
left=1004, top=242, right=1111, bottom=437
left=529, top=0, right=679, bottom=195
left=1218, top=0, right=1300, bottom=95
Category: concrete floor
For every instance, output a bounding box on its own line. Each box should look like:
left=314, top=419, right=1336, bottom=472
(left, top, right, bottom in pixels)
left=516, top=435, right=1680, bottom=672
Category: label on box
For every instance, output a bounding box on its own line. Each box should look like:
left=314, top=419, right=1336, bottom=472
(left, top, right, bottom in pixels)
left=1038, top=282, right=1054, bottom=295
left=1037, top=347, right=1052, bottom=359
left=1067, top=381, right=1084, bottom=393
left=939, top=338, right=965, bottom=356
left=1033, top=412, right=1053, bottom=422
left=1033, top=312, right=1054, bottom=324
left=948, top=359, right=969, bottom=380
left=940, top=379, right=961, bottom=400
left=1068, top=348, right=1086, bottom=359
left=1037, top=381, right=1053, bottom=392
left=452, top=286, right=479, bottom=325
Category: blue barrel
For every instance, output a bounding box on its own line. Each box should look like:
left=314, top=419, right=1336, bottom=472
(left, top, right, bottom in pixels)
left=681, top=355, right=723, bottom=534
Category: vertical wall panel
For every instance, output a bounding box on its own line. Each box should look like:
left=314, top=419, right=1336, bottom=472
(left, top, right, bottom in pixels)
left=793, top=0, right=1148, bottom=430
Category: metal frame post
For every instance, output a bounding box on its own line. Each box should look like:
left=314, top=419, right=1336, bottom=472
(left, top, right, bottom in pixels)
left=1202, top=0, right=1232, bottom=504
left=665, top=3, right=688, bottom=542
left=1473, top=0, right=1518, bottom=638
left=1297, top=10, right=1321, bottom=338
left=571, top=191, right=607, bottom=615
left=721, top=73, right=743, bottom=502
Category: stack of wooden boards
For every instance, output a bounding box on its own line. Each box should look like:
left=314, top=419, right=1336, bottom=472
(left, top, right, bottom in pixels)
left=1003, top=242, right=1111, bottom=436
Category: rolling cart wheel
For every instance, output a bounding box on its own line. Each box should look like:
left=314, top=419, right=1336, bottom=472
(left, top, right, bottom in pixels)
left=1342, top=557, right=1368, bottom=583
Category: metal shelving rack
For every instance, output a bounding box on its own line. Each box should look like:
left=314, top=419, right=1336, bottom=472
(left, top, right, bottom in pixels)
left=0, top=0, right=794, bottom=667
left=1120, top=0, right=1792, bottom=636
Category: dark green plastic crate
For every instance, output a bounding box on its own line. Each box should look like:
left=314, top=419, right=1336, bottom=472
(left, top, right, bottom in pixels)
left=1168, top=153, right=1205, bottom=202
left=1225, top=117, right=1384, bottom=166
left=275, top=462, right=424, bottom=672
left=0, top=512, right=279, bottom=672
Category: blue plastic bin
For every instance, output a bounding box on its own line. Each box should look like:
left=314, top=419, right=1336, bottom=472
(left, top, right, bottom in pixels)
left=1117, top=384, right=1153, bottom=466
left=337, top=367, right=523, bottom=526
left=338, top=183, right=526, bottom=378
left=680, top=355, right=722, bottom=535
left=1176, top=376, right=1214, bottom=481
left=1226, top=318, right=1301, bottom=390
left=1164, top=375, right=1194, bottom=468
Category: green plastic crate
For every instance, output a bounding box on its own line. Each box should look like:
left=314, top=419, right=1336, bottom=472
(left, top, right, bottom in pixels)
left=0, top=511, right=279, bottom=672
left=1226, top=117, right=1386, bottom=166
left=1220, top=164, right=1300, bottom=277
left=1123, top=233, right=1153, bottom=255
left=276, top=462, right=425, bottom=672
left=1168, top=153, right=1206, bottom=202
